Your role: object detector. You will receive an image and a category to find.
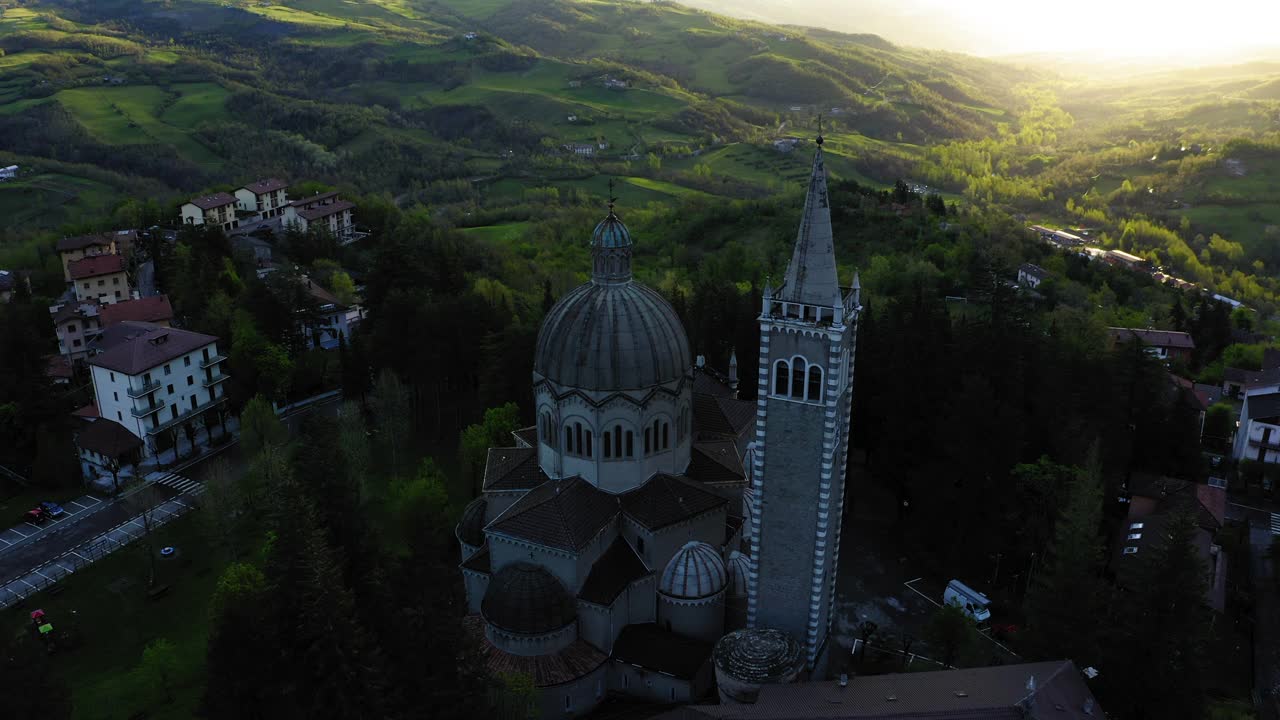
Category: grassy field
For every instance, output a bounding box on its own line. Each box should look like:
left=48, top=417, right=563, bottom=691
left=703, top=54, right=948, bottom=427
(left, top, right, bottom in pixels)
left=459, top=221, right=531, bottom=243
left=0, top=514, right=220, bottom=720
left=53, top=84, right=226, bottom=167
left=0, top=173, right=120, bottom=228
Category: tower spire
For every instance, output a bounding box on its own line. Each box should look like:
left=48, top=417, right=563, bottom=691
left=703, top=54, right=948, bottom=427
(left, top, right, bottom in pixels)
left=591, top=185, right=633, bottom=284
left=778, top=137, right=840, bottom=308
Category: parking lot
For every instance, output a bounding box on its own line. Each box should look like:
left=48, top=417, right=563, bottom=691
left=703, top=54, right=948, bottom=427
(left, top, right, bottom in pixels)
left=0, top=494, right=106, bottom=551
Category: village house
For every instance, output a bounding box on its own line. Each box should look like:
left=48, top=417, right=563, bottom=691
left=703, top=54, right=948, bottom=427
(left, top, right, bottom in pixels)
left=75, top=417, right=144, bottom=487
left=57, top=232, right=121, bottom=282
left=566, top=143, right=596, bottom=157
left=50, top=299, right=102, bottom=361
left=0, top=165, right=17, bottom=181
left=234, top=179, right=290, bottom=221
left=87, top=323, right=230, bottom=459
left=0, top=269, right=22, bottom=302
left=180, top=192, right=240, bottom=232
left=282, top=191, right=357, bottom=240
left=1232, top=390, right=1280, bottom=466
left=303, top=277, right=364, bottom=350
left=100, top=295, right=174, bottom=328
left=1223, top=366, right=1280, bottom=398
left=69, top=254, right=130, bottom=305
left=1017, top=262, right=1049, bottom=289
left=1107, top=327, right=1195, bottom=363
left=1113, top=475, right=1226, bottom=612
left=1104, top=248, right=1153, bottom=272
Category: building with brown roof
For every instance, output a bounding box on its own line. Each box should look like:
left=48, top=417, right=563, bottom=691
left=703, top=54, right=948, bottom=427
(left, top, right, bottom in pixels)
left=99, top=295, right=173, bottom=328
left=87, top=323, right=229, bottom=457
left=49, top=298, right=102, bottom=361
left=235, top=179, right=290, bottom=221
left=180, top=192, right=239, bottom=232
left=69, top=254, right=130, bottom=305
left=1107, top=327, right=1195, bottom=363
left=283, top=192, right=356, bottom=240
left=76, top=418, right=144, bottom=482
left=56, top=231, right=125, bottom=282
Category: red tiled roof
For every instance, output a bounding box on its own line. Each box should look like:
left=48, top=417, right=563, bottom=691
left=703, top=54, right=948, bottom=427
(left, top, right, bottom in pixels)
left=297, top=200, right=355, bottom=222
left=289, top=191, right=339, bottom=208
left=68, top=254, right=125, bottom=280
left=76, top=419, right=143, bottom=458
left=56, top=233, right=116, bottom=252
left=88, top=324, right=218, bottom=375
left=99, top=295, right=173, bottom=327
left=186, top=192, right=236, bottom=211
left=464, top=616, right=607, bottom=687
left=1108, top=327, right=1195, bottom=350
left=72, top=403, right=99, bottom=419
left=240, top=178, right=288, bottom=194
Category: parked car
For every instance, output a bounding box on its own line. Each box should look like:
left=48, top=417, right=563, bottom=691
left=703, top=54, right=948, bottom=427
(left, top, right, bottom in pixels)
left=22, top=507, right=48, bottom=524
left=40, top=501, right=65, bottom=518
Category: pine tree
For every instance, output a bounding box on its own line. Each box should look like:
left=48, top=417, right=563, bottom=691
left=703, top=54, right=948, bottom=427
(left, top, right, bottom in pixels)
left=1023, top=444, right=1106, bottom=665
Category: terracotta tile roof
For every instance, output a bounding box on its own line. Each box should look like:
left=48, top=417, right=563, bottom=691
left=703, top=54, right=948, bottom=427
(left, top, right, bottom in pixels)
left=1108, top=327, right=1195, bottom=350
left=512, top=425, right=538, bottom=448
left=693, top=365, right=735, bottom=397
left=482, top=447, right=549, bottom=492
left=241, top=178, right=288, bottom=194
left=186, top=192, right=236, bottom=211
left=488, top=476, right=619, bottom=551
left=693, top=392, right=755, bottom=438
left=689, top=440, right=746, bottom=485
left=72, top=403, right=99, bottom=419
left=464, top=615, right=607, bottom=687
left=76, top=419, right=143, bottom=458
left=579, top=537, right=650, bottom=605
left=68, top=254, right=125, bottom=280
left=621, top=474, right=726, bottom=531
left=612, top=623, right=712, bottom=680
left=88, top=324, right=218, bottom=375
left=297, top=200, right=355, bottom=222
left=669, top=660, right=1098, bottom=719
left=99, top=295, right=173, bottom=327
left=56, top=233, right=116, bottom=252
left=461, top=545, right=490, bottom=575
left=45, top=354, right=72, bottom=380
left=289, top=191, right=339, bottom=208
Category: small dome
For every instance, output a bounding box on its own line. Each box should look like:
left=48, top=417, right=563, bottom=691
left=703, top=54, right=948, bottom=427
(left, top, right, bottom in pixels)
left=482, top=563, right=576, bottom=634
left=535, top=281, right=691, bottom=391
left=726, top=551, right=750, bottom=598
left=593, top=212, right=632, bottom=248
left=456, top=496, right=487, bottom=547
left=741, top=486, right=756, bottom=520
left=659, top=541, right=727, bottom=600
left=714, top=628, right=803, bottom=685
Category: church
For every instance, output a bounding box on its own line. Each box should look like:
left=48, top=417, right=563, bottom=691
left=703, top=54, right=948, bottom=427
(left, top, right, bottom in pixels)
left=456, top=139, right=861, bottom=718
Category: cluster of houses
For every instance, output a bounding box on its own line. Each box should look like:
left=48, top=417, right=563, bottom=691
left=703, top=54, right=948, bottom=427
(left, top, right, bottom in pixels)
left=49, top=178, right=365, bottom=488
left=179, top=179, right=359, bottom=242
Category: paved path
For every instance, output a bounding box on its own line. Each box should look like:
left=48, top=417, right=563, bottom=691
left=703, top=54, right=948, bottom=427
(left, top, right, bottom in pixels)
left=0, top=494, right=106, bottom=552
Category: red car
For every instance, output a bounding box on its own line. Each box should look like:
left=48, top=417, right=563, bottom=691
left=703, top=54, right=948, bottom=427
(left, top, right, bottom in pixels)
left=22, top=507, right=49, bottom=524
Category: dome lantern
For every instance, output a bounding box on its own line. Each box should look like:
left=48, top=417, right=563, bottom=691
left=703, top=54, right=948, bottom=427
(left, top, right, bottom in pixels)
left=591, top=182, right=633, bottom=284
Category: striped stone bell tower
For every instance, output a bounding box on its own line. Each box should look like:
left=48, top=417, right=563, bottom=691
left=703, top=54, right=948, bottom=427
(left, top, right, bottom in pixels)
left=746, top=134, right=860, bottom=673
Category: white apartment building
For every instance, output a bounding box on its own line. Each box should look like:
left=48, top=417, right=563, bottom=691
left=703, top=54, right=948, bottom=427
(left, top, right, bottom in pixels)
left=88, top=324, right=229, bottom=457
left=180, top=193, right=239, bottom=231
left=1233, top=390, right=1280, bottom=465
left=234, top=179, right=290, bottom=221
left=283, top=191, right=356, bottom=240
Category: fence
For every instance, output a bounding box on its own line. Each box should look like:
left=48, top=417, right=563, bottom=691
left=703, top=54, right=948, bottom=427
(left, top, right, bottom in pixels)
left=0, top=496, right=197, bottom=610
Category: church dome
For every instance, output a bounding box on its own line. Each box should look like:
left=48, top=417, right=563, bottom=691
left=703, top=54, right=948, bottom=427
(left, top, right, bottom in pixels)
left=593, top=212, right=631, bottom=248
left=482, top=563, right=576, bottom=634
left=659, top=541, right=728, bottom=600
left=455, top=496, right=487, bottom=547
left=726, top=551, right=751, bottom=598
left=535, top=280, right=691, bottom=391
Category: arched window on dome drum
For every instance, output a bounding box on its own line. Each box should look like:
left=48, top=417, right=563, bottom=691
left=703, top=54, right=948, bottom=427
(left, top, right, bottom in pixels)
left=614, top=425, right=622, bottom=457
left=565, top=426, right=574, bottom=454
left=603, top=431, right=612, bottom=459
left=791, top=357, right=807, bottom=398
left=585, top=429, right=593, bottom=458
left=773, top=360, right=789, bottom=396
left=661, top=421, right=669, bottom=450
left=807, top=365, right=823, bottom=402
left=644, top=427, right=651, bottom=455
left=651, top=419, right=661, bottom=452
left=626, top=431, right=634, bottom=457
left=575, top=423, right=583, bottom=456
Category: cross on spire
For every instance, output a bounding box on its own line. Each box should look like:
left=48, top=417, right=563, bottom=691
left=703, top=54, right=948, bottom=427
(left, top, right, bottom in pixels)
left=607, top=178, right=617, bottom=213
left=816, top=113, right=824, bottom=146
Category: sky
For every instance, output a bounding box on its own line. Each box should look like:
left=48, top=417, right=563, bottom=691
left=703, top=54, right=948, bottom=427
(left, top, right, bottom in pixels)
left=686, top=0, right=1280, bottom=61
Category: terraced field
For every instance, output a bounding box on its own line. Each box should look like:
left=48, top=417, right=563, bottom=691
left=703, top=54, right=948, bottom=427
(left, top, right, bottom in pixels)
left=54, top=84, right=226, bottom=167
left=0, top=172, right=120, bottom=227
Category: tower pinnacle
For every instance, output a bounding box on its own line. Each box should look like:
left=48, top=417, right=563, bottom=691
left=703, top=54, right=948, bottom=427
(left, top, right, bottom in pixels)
left=778, top=143, right=840, bottom=308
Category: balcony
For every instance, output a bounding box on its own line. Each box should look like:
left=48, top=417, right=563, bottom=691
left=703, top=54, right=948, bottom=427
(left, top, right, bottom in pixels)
left=131, top=399, right=166, bottom=419
left=127, top=379, right=162, bottom=398
left=1249, top=438, right=1280, bottom=453
left=202, top=372, right=230, bottom=389
left=147, top=394, right=227, bottom=436
left=200, top=353, right=228, bottom=369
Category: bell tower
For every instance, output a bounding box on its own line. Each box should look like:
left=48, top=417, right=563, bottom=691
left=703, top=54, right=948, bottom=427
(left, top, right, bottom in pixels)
left=747, top=135, right=860, bottom=673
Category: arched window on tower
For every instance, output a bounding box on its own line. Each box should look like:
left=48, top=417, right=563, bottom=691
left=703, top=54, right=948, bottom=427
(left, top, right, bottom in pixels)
left=791, top=357, right=807, bottom=398
left=807, top=365, right=823, bottom=402
left=773, top=360, right=789, bottom=396
left=565, top=426, right=574, bottom=454
left=575, top=423, right=583, bottom=456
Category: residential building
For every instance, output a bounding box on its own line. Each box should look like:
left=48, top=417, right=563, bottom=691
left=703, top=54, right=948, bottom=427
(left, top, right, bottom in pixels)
left=1104, top=248, right=1153, bottom=272
left=50, top=299, right=103, bottom=361
left=660, top=659, right=1101, bottom=719
left=1223, top=366, right=1280, bottom=398
left=1114, top=475, right=1226, bottom=611
left=180, top=192, right=239, bottom=231
left=69, top=254, right=130, bottom=305
left=57, top=232, right=119, bottom=282
left=234, top=179, right=290, bottom=221
left=1107, top=327, right=1195, bottom=363
left=99, top=295, right=174, bottom=328
left=1232, top=390, right=1280, bottom=465
left=45, top=354, right=72, bottom=385
left=565, top=143, right=596, bottom=157
left=0, top=269, right=19, bottom=302
left=0, top=165, right=17, bottom=180
left=75, top=418, right=144, bottom=484
left=1017, top=262, right=1049, bottom=288
left=282, top=192, right=356, bottom=240
left=87, top=324, right=229, bottom=458
left=303, top=277, right=363, bottom=350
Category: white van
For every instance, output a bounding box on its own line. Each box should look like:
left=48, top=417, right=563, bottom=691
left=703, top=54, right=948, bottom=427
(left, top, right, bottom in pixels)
left=943, top=579, right=991, bottom=623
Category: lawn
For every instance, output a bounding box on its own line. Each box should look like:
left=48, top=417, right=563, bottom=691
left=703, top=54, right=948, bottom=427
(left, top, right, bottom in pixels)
left=622, top=176, right=714, bottom=199
left=54, top=85, right=224, bottom=167
left=0, top=513, right=222, bottom=720
left=159, top=82, right=231, bottom=129
left=0, top=173, right=120, bottom=228
left=459, top=222, right=531, bottom=244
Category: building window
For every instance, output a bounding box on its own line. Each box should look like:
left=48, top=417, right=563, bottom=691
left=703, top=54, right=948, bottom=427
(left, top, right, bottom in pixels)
left=73, top=339, right=82, bottom=348
left=112, top=277, right=120, bottom=286
left=190, top=396, right=197, bottom=410
left=565, top=696, right=571, bottom=711
left=115, top=291, right=121, bottom=299
left=82, top=282, right=89, bottom=290
left=187, top=376, right=194, bottom=386
left=184, top=356, right=191, bottom=367
left=637, top=536, right=645, bottom=554
left=644, top=427, right=651, bottom=454
left=661, top=421, right=669, bottom=450
left=626, top=431, right=634, bottom=457
left=790, top=357, right=807, bottom=398
left=575, top=422, right=583, bottom=456
left=670, top=688, right=676, bottom=701
left=585, top=429, right=593, bottom=458
left=67, top=324, right=76, bottom=333
left=604, top=431, right=612, bottom=459
left=203, top=348, right=210, bottom=361
left=167, top=384, right=174, bottom=394
left=170, top=406, right=178, bottom=420
left=113, top=392, right=118, bottom=401
left=117, top=411, right=122, bottom=421
left=773, top=360, right=789, bottom=396
left=807, top=365, right=823, bottom=402
left=110, top=372, right=115, bottom=382
left=164, top=364, right=171, bottom=375
left=97, top=279, right=105, bottom=287
left=565, top=426, right=574, bottom=454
